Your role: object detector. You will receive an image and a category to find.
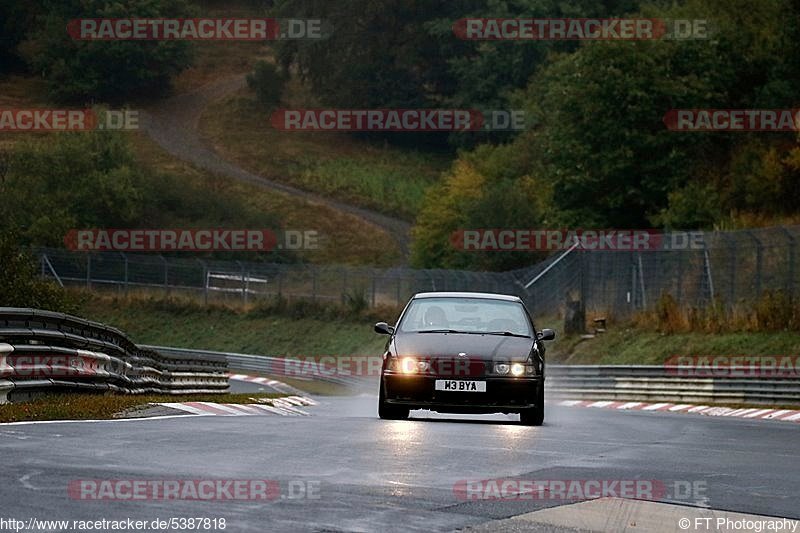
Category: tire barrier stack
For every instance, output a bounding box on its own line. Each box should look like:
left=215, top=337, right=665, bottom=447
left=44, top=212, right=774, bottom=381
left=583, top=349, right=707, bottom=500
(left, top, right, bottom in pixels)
left=546, top=365, right=800, bottom=406
left=0, top=308, right=228, bottom=403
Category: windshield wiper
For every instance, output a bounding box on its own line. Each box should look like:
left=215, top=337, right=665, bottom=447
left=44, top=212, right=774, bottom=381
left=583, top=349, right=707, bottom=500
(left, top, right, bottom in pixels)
left=484, top=331, right=531, bottom=338
left=418, top=329, right=468, bottom=334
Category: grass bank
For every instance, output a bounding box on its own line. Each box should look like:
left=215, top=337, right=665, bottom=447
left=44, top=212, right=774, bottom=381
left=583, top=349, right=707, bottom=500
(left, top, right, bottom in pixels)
left=77, top=294, right=392, bottom=357
left=0, top=392, right=283, bottom=423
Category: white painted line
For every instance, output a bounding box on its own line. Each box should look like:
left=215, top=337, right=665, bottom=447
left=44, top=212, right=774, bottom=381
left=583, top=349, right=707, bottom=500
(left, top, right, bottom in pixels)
left=687, top=405, right=710, bottom=413
left=616, top=402, right=642, bottom=410
left=559, top=400, right=584, bottom=407
left=668, top=404, right=692, bottom=411
left=780, top=412, right=800, bottom=421
left=588, top=401, right=614, bottom=408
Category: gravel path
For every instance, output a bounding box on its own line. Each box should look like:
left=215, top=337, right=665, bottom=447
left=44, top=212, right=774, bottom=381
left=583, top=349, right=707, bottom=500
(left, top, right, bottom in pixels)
left=140, top=74, right=411, bottom=257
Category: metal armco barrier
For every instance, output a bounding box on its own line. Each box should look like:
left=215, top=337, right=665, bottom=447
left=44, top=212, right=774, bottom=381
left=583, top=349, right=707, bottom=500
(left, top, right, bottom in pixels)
left=546, top=365, right=800, bottom=406
left=144, top=346, right=363, bottom=387
left=0, top=308, right=228, bottom=403
left=141, top=349, right=800, bottom=406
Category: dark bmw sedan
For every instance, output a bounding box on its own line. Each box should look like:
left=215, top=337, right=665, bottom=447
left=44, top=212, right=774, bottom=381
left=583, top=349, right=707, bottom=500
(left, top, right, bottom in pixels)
left=374, top=292, right=555, bottom=425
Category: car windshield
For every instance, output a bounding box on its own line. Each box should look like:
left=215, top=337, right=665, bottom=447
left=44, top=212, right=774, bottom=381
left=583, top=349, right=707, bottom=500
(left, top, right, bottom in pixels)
left=398, top=297, right=532, bottom=336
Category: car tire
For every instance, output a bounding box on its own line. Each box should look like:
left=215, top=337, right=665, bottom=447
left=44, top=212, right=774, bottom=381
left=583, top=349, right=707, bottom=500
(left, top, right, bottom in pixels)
left=378, top=380, right=409, bottom=420
left=520, top=385, right=544, bottom=426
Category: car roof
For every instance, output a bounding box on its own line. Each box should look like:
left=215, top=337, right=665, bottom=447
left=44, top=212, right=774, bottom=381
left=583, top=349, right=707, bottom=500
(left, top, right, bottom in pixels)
left=412, top=291, right=522, bottom=302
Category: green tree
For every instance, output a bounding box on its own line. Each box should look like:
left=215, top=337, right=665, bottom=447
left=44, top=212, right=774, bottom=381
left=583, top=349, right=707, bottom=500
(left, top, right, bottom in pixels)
left=22, top=0, right=194, bottom=103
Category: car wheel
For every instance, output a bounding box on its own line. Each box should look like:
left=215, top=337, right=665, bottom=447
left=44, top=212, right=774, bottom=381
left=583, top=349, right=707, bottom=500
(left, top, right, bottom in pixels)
left=378, top=380, right=409, bottom=420
left=520, top=385, right=544, bottom=426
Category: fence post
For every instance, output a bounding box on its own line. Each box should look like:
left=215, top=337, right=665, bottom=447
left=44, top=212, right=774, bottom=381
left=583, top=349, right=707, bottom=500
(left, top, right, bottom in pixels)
left=160, top=255, right=169, bottom=297
left=311, top=266, right=317, bottom=302
left=746, top=231, right=762, bottom=298
left=341, top=267, right=347, bottom=304
left=122, top=253, right=129, bottom=296
left=676, top=251, right=684, bottom=305
left=728, top=233, right=737, bottom=306
left=195, top=258, right=208, bottom=305
left=235, top=261, right=247, bottom=306
left=779, top=227, right=796, bottom=297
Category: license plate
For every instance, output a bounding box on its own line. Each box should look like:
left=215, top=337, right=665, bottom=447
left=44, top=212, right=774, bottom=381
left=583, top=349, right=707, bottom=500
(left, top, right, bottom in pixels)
left=434, top=380, right=486, bottom=392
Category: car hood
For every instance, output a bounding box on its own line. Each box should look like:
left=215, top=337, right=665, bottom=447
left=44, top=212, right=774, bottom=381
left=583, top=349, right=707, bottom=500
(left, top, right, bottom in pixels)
left=393, top=332, right=534, bottom=362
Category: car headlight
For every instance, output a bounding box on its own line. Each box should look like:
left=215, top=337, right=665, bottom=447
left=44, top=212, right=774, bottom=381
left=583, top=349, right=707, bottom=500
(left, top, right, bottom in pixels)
left=494, top=363, right=510, bottom=375
left=510, top=363, right=525, bottom=377
left=400, top=357, right=417, bottom=373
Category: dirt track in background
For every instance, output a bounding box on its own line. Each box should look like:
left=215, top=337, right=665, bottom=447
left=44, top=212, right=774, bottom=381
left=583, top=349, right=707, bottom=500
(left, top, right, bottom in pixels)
left=141, top=74, right=411, bottom=259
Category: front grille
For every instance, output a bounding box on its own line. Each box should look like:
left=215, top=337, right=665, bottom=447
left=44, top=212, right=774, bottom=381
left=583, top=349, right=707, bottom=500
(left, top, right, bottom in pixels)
left=426, top=358, right=487, bottom=378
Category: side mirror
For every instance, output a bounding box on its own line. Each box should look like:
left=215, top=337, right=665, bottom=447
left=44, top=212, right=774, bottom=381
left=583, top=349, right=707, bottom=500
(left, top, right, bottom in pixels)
left=537, top=329, right=555, bottom=341
left=374, top=322, right=394, bottom=335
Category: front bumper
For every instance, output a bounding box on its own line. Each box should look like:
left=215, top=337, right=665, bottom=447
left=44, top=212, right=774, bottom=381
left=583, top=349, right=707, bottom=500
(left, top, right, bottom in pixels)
left=382, top=373, right=543, bottom=413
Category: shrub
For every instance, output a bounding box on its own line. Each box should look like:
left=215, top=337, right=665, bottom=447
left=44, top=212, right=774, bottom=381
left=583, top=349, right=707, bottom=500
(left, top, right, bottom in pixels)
left=246, top=61, right=286, bottom=109
left=0, top=232, right=76, bottom=312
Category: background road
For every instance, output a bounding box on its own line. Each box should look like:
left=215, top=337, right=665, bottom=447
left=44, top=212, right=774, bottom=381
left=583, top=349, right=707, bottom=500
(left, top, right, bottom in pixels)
left=2, top=395, right=798, bottom=532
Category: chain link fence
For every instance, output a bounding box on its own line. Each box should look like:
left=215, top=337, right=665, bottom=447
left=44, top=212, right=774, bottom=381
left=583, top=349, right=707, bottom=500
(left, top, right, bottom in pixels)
left=35, top=225, right=800, bottom=320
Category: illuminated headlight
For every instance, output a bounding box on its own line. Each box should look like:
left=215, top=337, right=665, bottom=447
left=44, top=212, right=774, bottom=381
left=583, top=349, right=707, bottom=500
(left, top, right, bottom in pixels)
left=395, top=357, right=429, bottom=374
left=494, top=363, right=510, bottom=375
left=510, top=363, right=525, bottom=377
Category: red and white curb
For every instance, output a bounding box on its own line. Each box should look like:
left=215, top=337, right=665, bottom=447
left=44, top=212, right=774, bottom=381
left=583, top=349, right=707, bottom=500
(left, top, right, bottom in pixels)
left=228, top=374, right=305, bottom=395
left=157, top=396, right=317, bottom=417
left=557, top=400, right=800, bottom=423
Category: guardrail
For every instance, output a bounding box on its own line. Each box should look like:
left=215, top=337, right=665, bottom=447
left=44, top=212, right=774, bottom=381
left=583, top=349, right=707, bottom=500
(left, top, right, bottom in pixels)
left=145, top=345, right=363, bottom=388
left=0, top=308, right=228, bottom=403
left=138, top=349, right=800, bottom=406
left=546, top=365, right=800, bottom=406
